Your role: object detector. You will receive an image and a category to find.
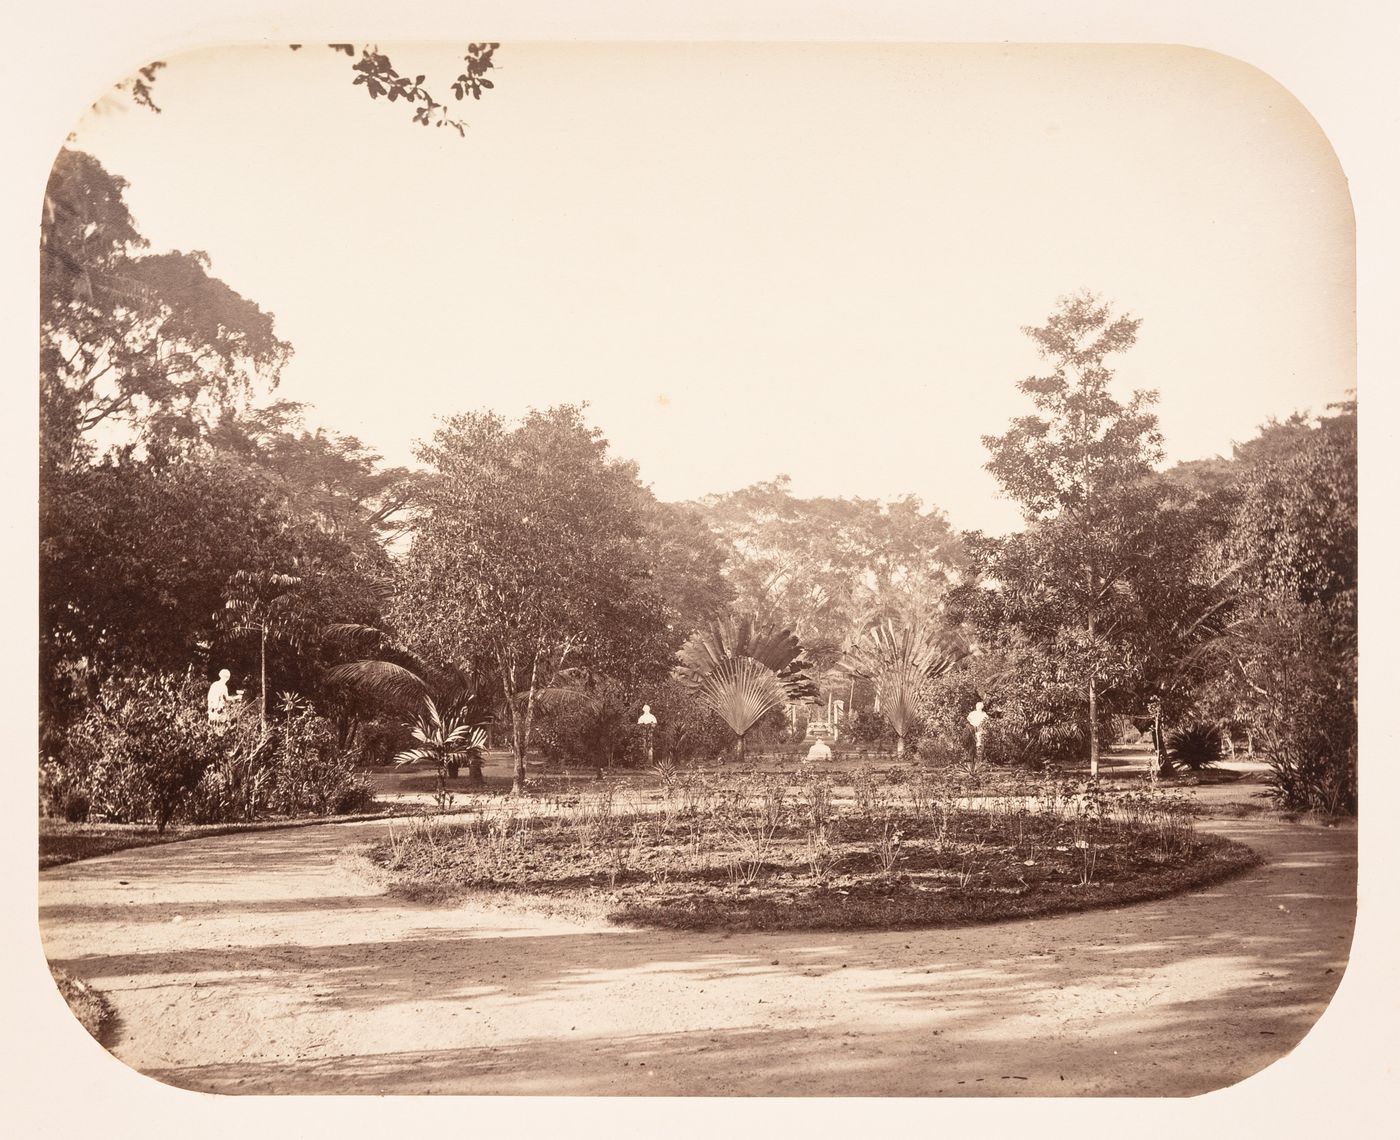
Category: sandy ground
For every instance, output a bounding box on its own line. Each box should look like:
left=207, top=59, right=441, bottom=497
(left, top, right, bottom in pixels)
left=38, top=790, right=1355, bottom=1097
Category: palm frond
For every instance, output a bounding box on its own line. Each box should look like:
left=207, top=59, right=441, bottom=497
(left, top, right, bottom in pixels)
left=838, top=619, right=969, bottom=738
left=695, top=656, right=790, bottom=738
left=324, top=660, right=430, bottom=709
left=676, top=614, right=816, bottom=696
left=321, top=623, right=388, bottom=651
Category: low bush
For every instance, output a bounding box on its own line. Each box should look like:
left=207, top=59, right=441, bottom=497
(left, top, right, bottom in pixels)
left=1166, top=723, right=1221, bottom=771
left=46, top=671, right=227, bottom=831
left=42, top=674, right=372, bottom=829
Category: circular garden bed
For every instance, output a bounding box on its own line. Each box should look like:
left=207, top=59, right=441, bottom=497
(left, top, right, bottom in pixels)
left=369, top=772, right=1260, bottom=932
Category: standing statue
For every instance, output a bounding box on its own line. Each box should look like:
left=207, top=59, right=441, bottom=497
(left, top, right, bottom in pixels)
left=966, top=700, right=989, bottom=766
left=207, top=669, right=232, bottom=724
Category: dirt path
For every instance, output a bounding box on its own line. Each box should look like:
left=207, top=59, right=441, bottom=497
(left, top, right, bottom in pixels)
left=38, top=809, right=1355, bottom=1097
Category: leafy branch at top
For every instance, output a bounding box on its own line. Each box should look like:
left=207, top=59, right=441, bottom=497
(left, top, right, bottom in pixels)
left=110, top=45, right=500, bottom=137
left=328, top=43, right=498, bottom=136
left=112, top=63, right=167, bottom=113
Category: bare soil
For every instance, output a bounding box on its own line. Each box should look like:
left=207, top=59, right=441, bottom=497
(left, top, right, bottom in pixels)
left=38, top=791, right=1355, bottom=1097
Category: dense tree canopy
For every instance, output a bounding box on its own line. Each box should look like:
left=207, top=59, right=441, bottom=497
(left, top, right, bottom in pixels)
left=42, top=149, right=291, bottom=472
left=40, top=150, right=396, bottom=725
left=394, top=405, right=728, bottom=790
left=698, top=476, right=965, bottom=667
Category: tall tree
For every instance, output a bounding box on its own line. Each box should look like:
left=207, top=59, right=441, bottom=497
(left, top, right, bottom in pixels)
left=394, top=406, right=688, bottom=792
left=41, top=149, right=291, bottom=472
left=39, top=152, right=395, bottom=721
left=222, top=569, right=309, bottom=727
left=980, top=292, right=1163, bottom=775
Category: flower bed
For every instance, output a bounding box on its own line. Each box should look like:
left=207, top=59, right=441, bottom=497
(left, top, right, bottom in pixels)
left=369, top=770, right=1259, bottom=931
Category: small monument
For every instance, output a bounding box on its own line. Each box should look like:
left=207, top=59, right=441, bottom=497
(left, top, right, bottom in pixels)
left=805, top=738, right=832, bottom=763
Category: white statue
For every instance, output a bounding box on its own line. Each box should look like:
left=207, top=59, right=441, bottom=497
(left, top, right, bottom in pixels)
left=637, top=704, right=657, bottom=728
left=207, top=669, right=232, bottom=723
left=806, top=739, right=832, bottom=763
left=966, top=700, right=989, bottom=763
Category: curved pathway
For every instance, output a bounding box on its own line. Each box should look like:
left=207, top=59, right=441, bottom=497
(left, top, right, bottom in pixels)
left=38, top=809, right=1356, bottom=1097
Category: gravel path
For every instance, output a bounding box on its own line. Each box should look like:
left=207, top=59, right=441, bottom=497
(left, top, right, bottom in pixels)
left=38, top=807, right=1356, bottom=1097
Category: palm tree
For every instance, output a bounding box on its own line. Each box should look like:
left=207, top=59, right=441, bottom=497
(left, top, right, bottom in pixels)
left=223, top=569, right=307, bottom=726
left=322, top=623, right=489, bottom=779
left=838, top=619, right=967, bottom=756
left=393, top=697, right=487, bottom=792
left=674, top=615, right=817, bottom=763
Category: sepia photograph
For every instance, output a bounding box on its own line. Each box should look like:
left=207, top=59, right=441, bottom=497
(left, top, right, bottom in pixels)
left=15, top=4, right=1389, bottom=1118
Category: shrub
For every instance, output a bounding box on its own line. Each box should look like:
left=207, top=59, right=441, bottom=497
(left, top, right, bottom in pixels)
left=44, top=676, right=370, bottom=827
left=916, top=640, right=1088, bottom=770
left=1166, top=724, right=1221, bottom=771
left=266, top=694, right=373, bottom=815
left=51, top=670, right=226, bottom=831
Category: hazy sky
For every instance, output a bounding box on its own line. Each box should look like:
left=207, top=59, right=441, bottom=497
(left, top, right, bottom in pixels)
left=68, top=42, right=1354, bottom=534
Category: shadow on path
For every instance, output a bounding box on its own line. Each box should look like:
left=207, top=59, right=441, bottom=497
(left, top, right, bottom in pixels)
left=39, top=813, right=1356, bottom=1097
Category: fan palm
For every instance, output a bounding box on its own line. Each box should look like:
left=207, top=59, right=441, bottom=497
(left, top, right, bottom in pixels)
left=675, top=615, right=817, bottom=762
left=838, top=620, right=968, bottom=756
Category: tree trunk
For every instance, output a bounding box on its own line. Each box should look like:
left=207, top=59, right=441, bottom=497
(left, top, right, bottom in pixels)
left=735, top=733, right=746, bottom=765
left=468, top=756, right=484, bottom=785
left=260, top=625, right=268, bottom=727
left=1086, top=604, right=1099, bottom=777
left=895, top=734, right=905, bottom=758
left=1088, top=676, right=1099, bottom=778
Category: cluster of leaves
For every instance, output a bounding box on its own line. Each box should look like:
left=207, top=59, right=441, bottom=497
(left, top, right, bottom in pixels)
left=916, top=633, right=1087, bottom=768
left=673, top=616, right=818, bottom=762
left=837, top=620, right=966, bottom=754
left=1199, top=409, right=1357, bottom=811
left=1165, top=724, right=1221, bottom=771
left=42, top=671, right=228, bottom=831
left=117, top=45, right=500, bottom=138
left=337, top=43, right=498, bottom=136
